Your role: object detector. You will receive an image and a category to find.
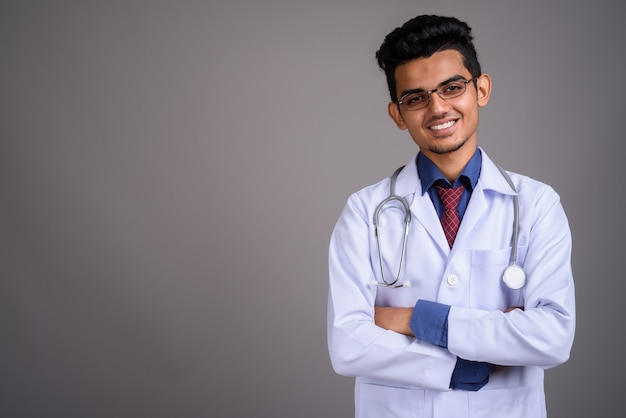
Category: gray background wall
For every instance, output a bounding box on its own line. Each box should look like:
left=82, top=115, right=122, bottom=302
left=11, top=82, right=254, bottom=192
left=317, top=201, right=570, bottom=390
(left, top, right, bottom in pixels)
left=1, top=1, right=623, bottom=417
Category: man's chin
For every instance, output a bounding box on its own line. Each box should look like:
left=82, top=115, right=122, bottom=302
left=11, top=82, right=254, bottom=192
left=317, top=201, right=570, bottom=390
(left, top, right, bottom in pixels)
left=428, top=138, right=467, bottom=155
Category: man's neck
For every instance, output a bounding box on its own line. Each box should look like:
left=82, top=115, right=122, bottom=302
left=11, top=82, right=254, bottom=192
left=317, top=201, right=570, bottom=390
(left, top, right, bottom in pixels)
left=424, top=145, right=477, bottom=183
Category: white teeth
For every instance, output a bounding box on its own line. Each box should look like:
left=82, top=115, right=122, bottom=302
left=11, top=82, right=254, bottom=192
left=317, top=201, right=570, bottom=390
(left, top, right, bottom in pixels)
left=431, top=120, right=455, bottom=131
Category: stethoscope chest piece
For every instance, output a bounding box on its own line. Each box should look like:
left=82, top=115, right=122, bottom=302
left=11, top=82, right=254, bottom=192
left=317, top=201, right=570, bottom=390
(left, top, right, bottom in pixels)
left=502, top=264, right=526, bottom=289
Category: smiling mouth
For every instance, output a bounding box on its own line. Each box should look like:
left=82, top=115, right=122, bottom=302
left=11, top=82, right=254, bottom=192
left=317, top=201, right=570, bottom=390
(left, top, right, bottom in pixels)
left=430, top=120, right=456, bottom=131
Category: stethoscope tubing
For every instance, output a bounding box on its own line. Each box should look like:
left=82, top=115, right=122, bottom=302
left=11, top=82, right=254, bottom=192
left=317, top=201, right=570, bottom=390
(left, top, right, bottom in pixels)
left=373, top=166, right=411, bottom=288
left=495, top=164, right=520, bottom=266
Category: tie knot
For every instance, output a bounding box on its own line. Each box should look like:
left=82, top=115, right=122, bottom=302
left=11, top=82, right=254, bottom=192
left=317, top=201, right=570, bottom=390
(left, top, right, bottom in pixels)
left=436, top=184, right=465, bottom=210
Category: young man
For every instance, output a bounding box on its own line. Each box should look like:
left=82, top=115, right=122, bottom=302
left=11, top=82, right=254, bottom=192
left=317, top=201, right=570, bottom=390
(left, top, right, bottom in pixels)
left=327, top=15, right=575, bottom=418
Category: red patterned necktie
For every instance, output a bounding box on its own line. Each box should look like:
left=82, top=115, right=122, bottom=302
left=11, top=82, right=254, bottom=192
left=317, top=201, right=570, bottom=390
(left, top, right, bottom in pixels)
left=436, top=184, right=465, bottom=248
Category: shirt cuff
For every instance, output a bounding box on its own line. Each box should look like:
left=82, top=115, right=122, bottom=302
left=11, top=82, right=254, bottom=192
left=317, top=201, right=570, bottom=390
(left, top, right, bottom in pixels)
left=450, top=358, right=492, bottom=391
left=409, top=299, right=450, bottom=347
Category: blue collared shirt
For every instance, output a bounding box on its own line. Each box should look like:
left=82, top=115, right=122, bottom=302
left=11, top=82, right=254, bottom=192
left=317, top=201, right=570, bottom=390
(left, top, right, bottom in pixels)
left=417, top=149, right=482, bottom=220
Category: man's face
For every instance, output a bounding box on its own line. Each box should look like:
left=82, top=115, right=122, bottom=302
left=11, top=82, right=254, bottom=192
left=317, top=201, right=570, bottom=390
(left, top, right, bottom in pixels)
left=388, top=49, right=491, bottom=162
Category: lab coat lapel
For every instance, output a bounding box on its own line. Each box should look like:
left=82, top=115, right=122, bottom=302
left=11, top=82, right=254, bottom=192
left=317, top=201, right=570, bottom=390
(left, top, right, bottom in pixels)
left=412, top=190, right=450, bottom=254
left=453, top=181, right=486, bottom=248
left=394, top=156, right=450, bottom=254
left=453, top=151, right=518, bottom=249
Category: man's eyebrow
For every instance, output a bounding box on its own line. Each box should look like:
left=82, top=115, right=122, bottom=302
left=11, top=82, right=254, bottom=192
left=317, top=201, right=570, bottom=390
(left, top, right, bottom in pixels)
left=399, top=74, right=468, bottom=98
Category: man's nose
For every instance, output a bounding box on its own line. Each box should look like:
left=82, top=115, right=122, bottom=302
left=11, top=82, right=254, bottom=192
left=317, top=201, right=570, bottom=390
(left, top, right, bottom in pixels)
left=427, top=91, right=451, bottom=112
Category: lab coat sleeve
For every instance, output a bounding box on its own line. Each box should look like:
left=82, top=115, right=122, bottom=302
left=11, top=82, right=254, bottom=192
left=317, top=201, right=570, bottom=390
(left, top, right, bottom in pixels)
left=327, top=193, right=457, bottom=390
left=446, top=184, right=575, bottom=369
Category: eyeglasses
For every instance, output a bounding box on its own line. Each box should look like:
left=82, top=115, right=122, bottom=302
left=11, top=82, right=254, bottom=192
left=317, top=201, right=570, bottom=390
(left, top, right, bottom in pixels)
left=396, top=77, right=478, bottom=111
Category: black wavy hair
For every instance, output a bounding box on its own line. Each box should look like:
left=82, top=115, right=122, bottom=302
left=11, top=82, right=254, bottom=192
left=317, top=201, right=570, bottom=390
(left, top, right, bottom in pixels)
left=375, top=15, right=482, bottom=102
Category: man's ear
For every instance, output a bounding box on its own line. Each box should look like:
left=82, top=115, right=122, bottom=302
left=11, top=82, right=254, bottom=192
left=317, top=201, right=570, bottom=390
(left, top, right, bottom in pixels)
left=476, top=74, right=492, bottom=107
left=388, top=102, right=407, bottom=130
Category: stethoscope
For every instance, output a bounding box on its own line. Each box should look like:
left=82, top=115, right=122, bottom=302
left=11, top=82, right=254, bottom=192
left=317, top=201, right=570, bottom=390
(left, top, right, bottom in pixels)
left=371, top=165, right=526, bottom=290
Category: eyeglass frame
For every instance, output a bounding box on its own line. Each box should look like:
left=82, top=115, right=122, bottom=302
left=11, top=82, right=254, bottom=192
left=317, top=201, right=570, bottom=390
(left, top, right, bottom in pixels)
left=394, top=76, right=479, bottom=111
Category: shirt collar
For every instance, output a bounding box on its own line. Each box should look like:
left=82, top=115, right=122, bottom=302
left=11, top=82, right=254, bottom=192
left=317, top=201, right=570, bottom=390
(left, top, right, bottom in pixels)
left=417, top=148, right=482, bottom=195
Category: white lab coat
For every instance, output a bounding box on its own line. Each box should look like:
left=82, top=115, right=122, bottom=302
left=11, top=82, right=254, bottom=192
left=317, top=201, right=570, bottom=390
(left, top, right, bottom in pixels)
left=327, top=149, right=575, bottom=418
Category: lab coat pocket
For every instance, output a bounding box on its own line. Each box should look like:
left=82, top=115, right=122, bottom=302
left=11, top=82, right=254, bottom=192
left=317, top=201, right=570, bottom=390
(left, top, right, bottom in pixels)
left=468, top=385, right=543, bottom=417
left=470, top=246, right=528, bottom=310
left=356, top=383, right=425, bottom=418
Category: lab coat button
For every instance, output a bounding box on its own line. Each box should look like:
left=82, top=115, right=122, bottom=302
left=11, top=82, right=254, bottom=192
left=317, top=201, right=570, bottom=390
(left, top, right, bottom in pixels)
left=447, top=275, right=459, bottom=286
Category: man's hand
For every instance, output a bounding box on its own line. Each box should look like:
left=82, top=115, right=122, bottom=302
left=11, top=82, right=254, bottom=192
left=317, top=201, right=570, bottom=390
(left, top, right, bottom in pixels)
left=374, top=307, right=414, bottom=336
left=375, top=305, right=523, bottom=336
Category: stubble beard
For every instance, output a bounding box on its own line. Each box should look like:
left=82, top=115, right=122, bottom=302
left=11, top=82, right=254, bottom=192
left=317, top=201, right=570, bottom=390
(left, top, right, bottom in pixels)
left=427, top=136, right=468, bottom=155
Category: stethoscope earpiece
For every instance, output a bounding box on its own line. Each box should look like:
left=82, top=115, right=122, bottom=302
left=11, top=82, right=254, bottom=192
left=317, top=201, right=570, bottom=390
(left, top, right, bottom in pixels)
left=370, top=280, right=411, bottom=288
